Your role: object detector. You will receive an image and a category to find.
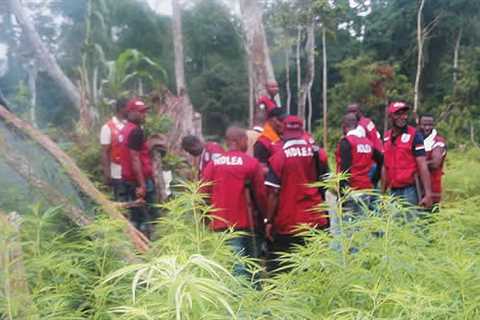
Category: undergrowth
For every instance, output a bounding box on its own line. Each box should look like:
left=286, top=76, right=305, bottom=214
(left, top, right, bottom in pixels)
left=1, top=149, right=480, bottom=319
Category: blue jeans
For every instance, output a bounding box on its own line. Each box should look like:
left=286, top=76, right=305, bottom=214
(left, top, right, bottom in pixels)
left=342, top=194, right=376, bottom=223
left=227, top=233, right=261, bottom=281
left=390, top=185, right=418, bottom=206
left=390, top=185, right=419, bottom=222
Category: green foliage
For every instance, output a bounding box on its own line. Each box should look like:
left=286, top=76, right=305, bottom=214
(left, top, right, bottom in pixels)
left=144, top=113, right=172, bottom=138
left=3, top=150, right=480, bottom=319
left=102, top=49, right=167, bottom=100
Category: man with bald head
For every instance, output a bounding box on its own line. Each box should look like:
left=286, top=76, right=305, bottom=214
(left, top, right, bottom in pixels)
left=336, top=113, right=383, bottom=219
left=347, top=103, right=383, bottom=152
left=202, top=127, right=267, bottom=280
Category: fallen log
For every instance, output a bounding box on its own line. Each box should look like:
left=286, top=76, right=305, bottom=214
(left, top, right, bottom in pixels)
left=0, top=140, right=145, bottom=262
left=0, top=104, right=149, bottom=252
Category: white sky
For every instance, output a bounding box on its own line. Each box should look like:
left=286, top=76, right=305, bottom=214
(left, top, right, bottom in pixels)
left=146, top=0, right=172, bottom=15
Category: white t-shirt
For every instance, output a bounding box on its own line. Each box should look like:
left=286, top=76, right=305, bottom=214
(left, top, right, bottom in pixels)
left=100, top=116, right=126, bottom=179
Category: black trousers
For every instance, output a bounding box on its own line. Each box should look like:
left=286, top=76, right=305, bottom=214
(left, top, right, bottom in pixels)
left=267, top=234, right=306, bottom=274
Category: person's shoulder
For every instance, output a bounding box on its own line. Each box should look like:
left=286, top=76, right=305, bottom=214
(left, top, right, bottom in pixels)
left=436, top=134, right=447, bottom=143
left=206, top=141, right=224, bottom=152
left=256, top=135, right=271, bottom=146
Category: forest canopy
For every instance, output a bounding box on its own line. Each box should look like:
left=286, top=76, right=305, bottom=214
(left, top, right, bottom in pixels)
left=0, top=0, right=479, bottom=145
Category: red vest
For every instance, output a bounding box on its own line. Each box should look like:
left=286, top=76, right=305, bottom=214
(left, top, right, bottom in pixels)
left=335, top=133, right=374, bottom=190
left=119, top=122, right=153, bottom=182
left=269, top=138, right=328, bottom=235
left=107, top=119, right=124, bottom=165
left=426, top=134, right=446, bottom=202
left=383, top=126, right=418, bottom=189
left=202, top=151, right=267, bottom=231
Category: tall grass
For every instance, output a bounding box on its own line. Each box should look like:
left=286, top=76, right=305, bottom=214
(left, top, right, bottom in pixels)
left=1, top=150, right=480, bottom=319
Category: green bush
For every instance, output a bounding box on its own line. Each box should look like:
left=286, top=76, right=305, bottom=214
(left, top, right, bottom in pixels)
left=2, top=150, right=480, bottom=319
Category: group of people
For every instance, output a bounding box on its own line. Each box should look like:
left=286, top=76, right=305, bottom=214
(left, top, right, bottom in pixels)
left=100, top=80, right=447, bottom=278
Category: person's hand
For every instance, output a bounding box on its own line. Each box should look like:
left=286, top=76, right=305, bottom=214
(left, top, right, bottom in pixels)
left=136, top=186, right=146, bottom=199
left=265, top=223, right=274, bottom=241
left=419, top=194, right=433, bottom=209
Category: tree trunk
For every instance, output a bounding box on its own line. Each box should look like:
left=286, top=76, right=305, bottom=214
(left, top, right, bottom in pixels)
left=172, top=0, right=186, bottom=95
left=453, top=28, right=462, bottom=86
left=296, top=26, right=302, bottom=116
left=26, top=61, right=37, bottom=128
left=413, top=0, right=426, bottom=118
left=152, top=147, right=168, bottom=202
left=239, top=0, right=277, bottom=123
left=0, top=105, right=149, bottom=253
left=7, top=0, right=81, bottom=111
left=171, top=0, right=197, bottom=138
left=285, top=48, right=292, bottom=114
left=306, top=23, right=315, bottom=130
left=322, top=27, right=328, bottom=149
left=248, top=61, right=255, bottom=127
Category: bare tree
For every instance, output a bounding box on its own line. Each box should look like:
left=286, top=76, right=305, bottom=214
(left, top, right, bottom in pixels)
left=7, top=0, right=81, bottom=112
left=171, top=0, right=197, bottom=137
left=322, top=27, right=328, bottom=149
left=239, top=0, right=277, bottom=125
left=453, top=28, right=462, bottom=85
left=296, top=26, right=303, bottom=116
left=298, top=23, right=315, bottom=128
left=26, top=60, right=37, bottom=128
left=413, top=0, right=426, bottom=117
left=285, top=48, right=292, bottom=113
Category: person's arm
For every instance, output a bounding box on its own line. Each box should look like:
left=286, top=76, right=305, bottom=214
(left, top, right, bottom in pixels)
left=416, top=156, right=432, bottom=208
left=100, top=125, right=112, bottom=185
left=264, top=155, right=283, bottom=240
left=199, top=162, right=214, bottom=201
left=412, top=132, right=432, bottom=208
left=380, top=165, right=387, bottom=193
left=253, top=141, right=270, bottom=165
left=128, top=128, right=146, bottom=198
left=314, top=147, right=330, bottom=199
left=339, top=139, right=352, bottom=192
left=251, top=163, right=268, bottom=217
left=371, top=149, right=384, bottom=185
left=428, top=145, right=446, bottom=169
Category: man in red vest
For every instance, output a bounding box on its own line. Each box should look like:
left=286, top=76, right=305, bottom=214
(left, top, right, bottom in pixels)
left=202, top=127, right=267, bottom=279
left=418, top=114, right=447, bottom=206
left=336, top=113, right=383, bottom=219
left=264, top=115, right=329, bottom=272
left=100, top=98, right=128, bottom=199
left=181, top=135, right=224, bottom=177
left=382, top=102, right=432, bottom=209
left=347, top=103, right=383, bottom=152
left=117, top=98, right=156, bottom=236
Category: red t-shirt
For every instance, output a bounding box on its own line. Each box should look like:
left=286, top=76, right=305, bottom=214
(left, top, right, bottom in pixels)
left=265, top=138, right=328, bottom=235
left=425, top=132, right=447, bottom=202
left=202, top=150, right=267, bottom=231
left=199, top=142, right=224, bottom=176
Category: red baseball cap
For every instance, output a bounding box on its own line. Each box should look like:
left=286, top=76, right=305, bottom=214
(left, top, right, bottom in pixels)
left=387, top=101, right=410, bottom=114
left=282, top=115, right=304, bottom=140
left=126, top=98, right=149, bottom=113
